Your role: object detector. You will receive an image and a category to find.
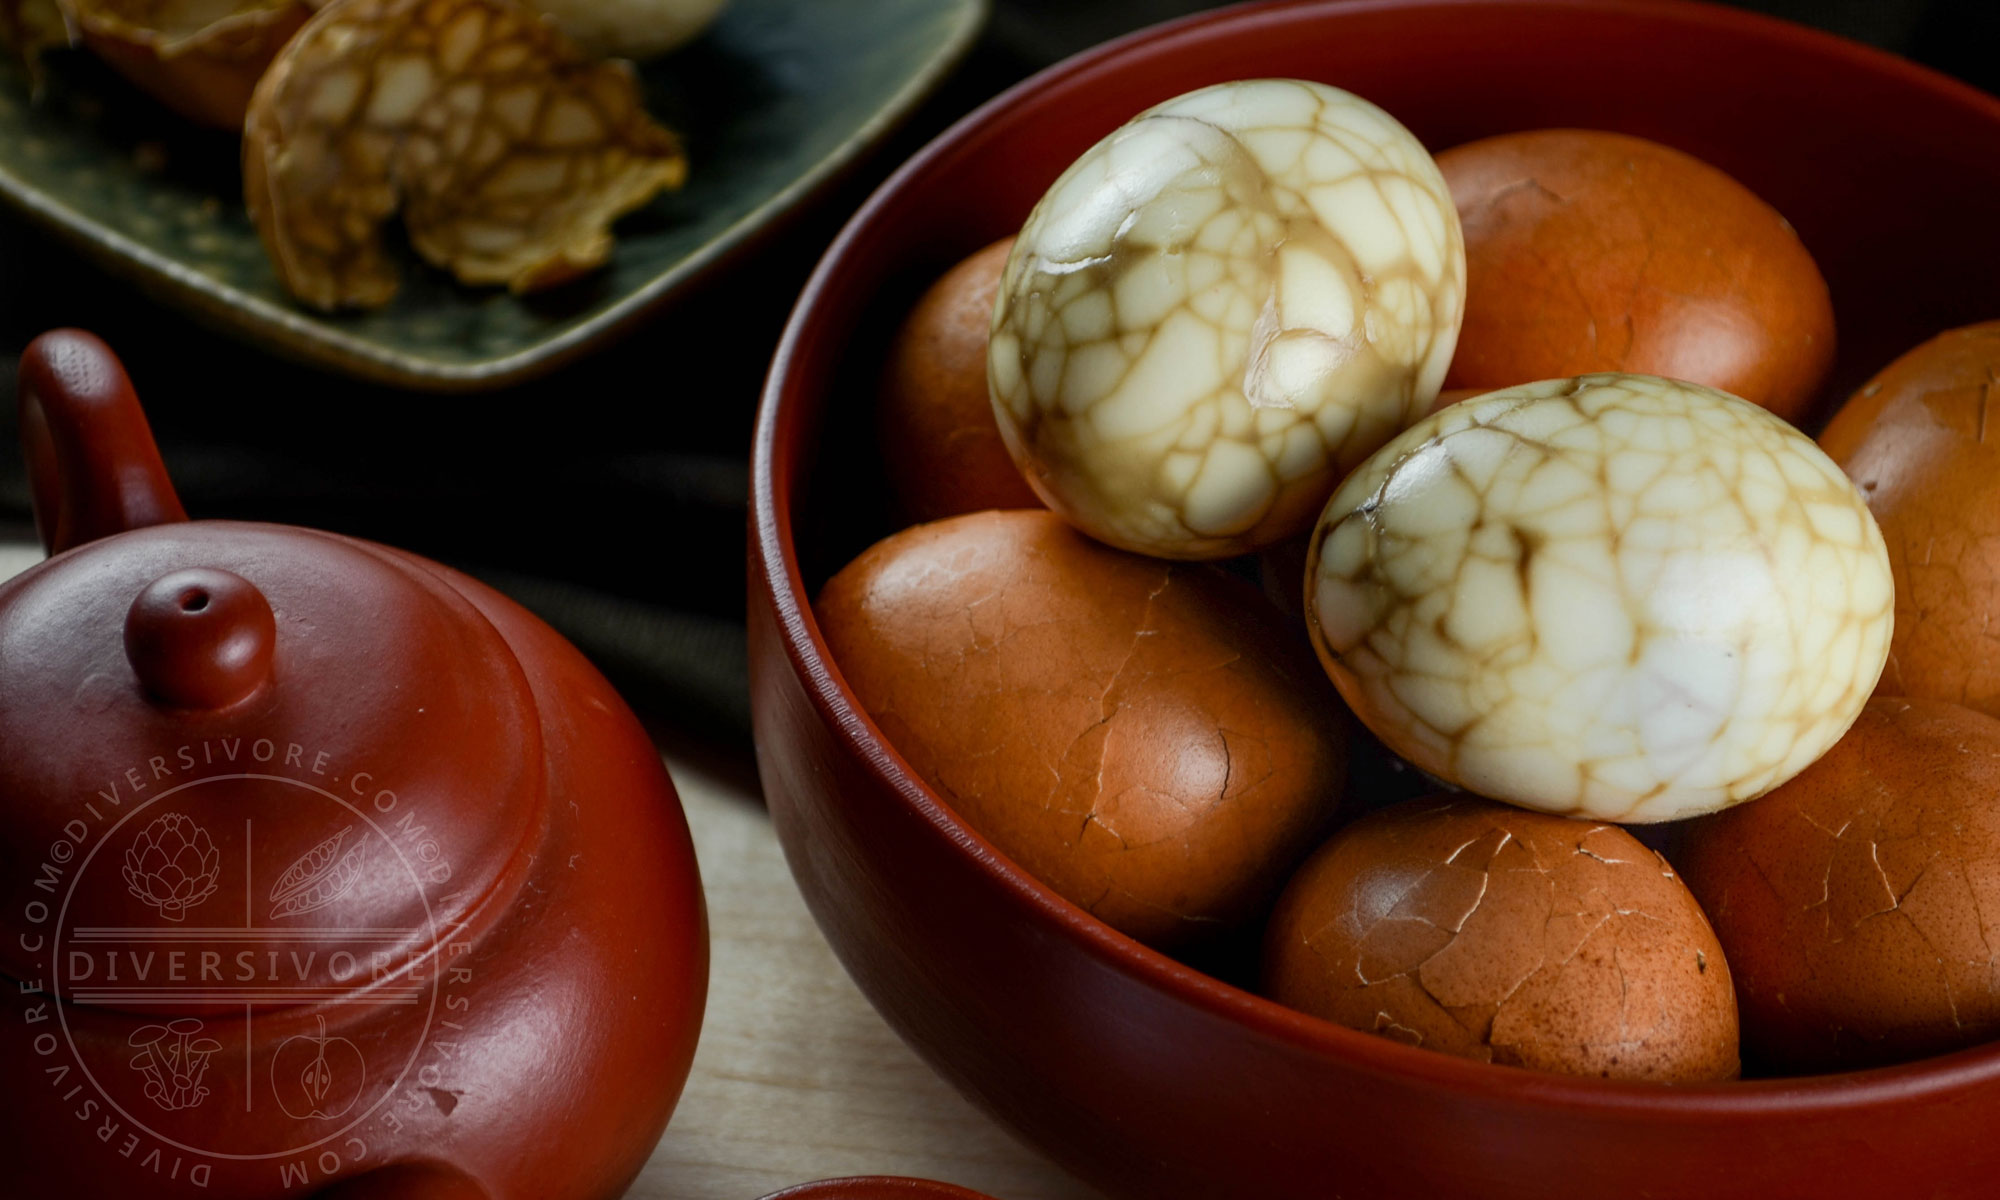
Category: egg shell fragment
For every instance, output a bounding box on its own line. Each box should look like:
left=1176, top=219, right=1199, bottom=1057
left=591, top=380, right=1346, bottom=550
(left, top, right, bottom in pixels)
left=1820, top=321, right=2000, bottom=719
left=1677, top=697, right=2000, bottom=1071
left=1263, top=796, right=1739, bottom=1082
left=243, top=0, right=686, bottom=309
left=1307, top=373, right=1893, bottom=822
left=990, top=78, right=1465, bottom=560
left=65, top=0, right=313, bottom=130
left=879, top=237, right=1043, bottom=521
left=816, top=509, right=1349, bottom=951
left=1439, top=129, right=1835, bottom=423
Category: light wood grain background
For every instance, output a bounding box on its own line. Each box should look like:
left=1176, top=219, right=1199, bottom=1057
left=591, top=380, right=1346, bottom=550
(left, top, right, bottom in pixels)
left=637, top=749, right=1100, bottom=1200
left=0, top=543, right=1097, bottom=1200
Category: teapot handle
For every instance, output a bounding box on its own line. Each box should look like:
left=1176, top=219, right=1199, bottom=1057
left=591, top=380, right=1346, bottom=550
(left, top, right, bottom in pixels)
left=18, top=329, right=187, bottom=556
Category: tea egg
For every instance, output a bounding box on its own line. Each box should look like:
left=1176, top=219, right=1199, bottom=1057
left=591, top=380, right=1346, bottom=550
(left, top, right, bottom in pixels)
left=1439, top=130, right=1835, bottom=423
left=817, top=509, right=1348, bottom=950
left=1307, top=373, right=1893, bottom=822
left=1263, top=796, right=1739, bottom=1081
left=989, top=78, right=1465, bottom=559
left=1820, top=322, right=2000, bottom=719
left=879, top=238, right=1042, bottom=520
left=1678, top=697, right=2000, bottom=1071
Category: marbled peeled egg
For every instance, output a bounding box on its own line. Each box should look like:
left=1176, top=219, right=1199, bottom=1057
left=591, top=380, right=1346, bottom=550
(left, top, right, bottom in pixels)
left=1307, top=374, right=1893, bottom=822
left=1263, top=796, right=1739, bottom=1081
left=1820, top=322, right=2000, bottom=718
left=1439, top=130, right=1835, bottom=423
left=879, top=238, right=1043, bottom=520
left=1677, top=697, right=2000, bottom=1071
left=817, top=509, right=1349, bottom=951
left=989, top=78, right=1465, bottom=560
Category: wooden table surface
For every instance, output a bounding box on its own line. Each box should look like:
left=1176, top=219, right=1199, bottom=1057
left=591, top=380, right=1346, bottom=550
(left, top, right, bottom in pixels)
left=0, top=542, right=1097, bottom=1200
left=637, top=747, right=1101, bottom=1200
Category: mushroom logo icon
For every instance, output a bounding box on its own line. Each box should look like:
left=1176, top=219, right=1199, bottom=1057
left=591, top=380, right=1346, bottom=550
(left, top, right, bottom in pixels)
left=130, top=1019, right=222, bottom=1112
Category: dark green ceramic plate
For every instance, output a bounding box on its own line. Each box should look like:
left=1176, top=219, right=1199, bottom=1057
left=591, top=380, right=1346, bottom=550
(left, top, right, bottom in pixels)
left=0, top=0, right=985, bottom=391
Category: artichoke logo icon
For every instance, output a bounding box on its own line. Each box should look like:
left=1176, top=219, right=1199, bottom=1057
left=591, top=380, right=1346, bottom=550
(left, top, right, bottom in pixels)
left=121, top=812, right=222, bottom=921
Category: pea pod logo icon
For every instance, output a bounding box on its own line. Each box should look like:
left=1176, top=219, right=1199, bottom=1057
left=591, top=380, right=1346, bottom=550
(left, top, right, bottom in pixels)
left=268, top=825, right=365, bottom=920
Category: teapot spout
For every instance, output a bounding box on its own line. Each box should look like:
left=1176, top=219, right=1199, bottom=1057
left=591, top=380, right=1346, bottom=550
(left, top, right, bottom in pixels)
left=19, top=329, right=187, bottom=556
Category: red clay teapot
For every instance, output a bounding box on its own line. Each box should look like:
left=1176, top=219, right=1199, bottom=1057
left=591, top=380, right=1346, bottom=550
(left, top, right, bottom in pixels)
left=0, top=331, right=708, bottom=1198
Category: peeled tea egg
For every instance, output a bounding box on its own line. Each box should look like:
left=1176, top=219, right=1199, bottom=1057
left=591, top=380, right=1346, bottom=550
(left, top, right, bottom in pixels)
left=1263, top=796, right=1739, bottom=1081
left=1307, top=373, right=1893, bottom=822
left=1439, top=130, right=1835, bottom=423
left=879, top=238, right=1043, bottom=521
left=1677, top=697, right=2000, bottom=1071
left=817, top=509, right=1348, bottom=950
left=1820, top=322, right=2000, bottom=719
left=989, top=78, right=1465, bottom=560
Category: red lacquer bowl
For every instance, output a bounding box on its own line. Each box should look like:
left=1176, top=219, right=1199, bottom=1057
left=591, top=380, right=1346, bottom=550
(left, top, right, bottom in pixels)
left=749, top=3, right=2000, bottom=1198
left=757, top=1180, right=998, bottom=1200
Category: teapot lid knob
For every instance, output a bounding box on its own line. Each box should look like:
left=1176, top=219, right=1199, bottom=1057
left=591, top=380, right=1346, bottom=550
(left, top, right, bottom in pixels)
left=124, top=568, right=276, bottom=710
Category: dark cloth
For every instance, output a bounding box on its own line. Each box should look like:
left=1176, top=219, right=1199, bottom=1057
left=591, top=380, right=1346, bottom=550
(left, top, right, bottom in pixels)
left=0, top=0, right=1992, bottom=751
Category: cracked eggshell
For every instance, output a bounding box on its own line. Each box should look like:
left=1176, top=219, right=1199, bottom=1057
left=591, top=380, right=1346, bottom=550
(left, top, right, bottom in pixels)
left=880, top=238, right=1044, bottom=521
left=815, top=509, right=1349, bottom=951
left=67, top=0, right=313, bottom=131
left=1307, top=373, right=1894, bottom=823
left=1262, top=796, right=1738, bottom=1081
left=989, top=78, right=1465, bottom=560
left=1820, top=322, right=2000, bottom=720
left=1677, top=697, right=2000, bottom=1072
left=1439, top=130, right=1835, bottom=423
left=244, top=0, right=687, bottom=310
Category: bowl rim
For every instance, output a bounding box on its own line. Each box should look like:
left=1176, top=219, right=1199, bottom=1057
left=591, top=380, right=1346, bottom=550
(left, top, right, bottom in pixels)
left=753, top=0, right=2000, bottom=1114
left=755, top=1177, right=998, bottom=1200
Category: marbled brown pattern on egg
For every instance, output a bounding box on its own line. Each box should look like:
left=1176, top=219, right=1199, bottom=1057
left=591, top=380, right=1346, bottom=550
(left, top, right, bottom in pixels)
left=816, top=510, right=1349, bottom=951
left=1263, top=796, right=1739, bottom=1082
left=1677, top=697, right=2000, bottom=1072
left=990, top=79, right=1465, bottom=560
left=1820, top=322, right=2000, bottom=719
left=1308, top=374, right=1893, bottom=822
left=244, top=0, right=688, bottom=310
left=1439, top=130, right=1835, bottom=423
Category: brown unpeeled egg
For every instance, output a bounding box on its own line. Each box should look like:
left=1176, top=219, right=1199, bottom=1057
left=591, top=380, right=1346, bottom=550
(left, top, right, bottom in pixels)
left=1439, top=129, right=1835, bottom=422
left=1677, top=697, right=2000, bottom=1071
left=1263, top=797, right=1739, bottom=1081
left=1820, top=322, right=2000, bottom=719
left=878, top=238, right=1042, bottom=521
left=817, top=509, right=1348, bottom=950
left=1424, top=386, right=1488, bottom=417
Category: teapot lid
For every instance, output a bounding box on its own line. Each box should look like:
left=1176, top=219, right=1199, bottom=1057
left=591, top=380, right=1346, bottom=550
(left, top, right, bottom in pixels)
left=0, top=332, right=544, bottom=1015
